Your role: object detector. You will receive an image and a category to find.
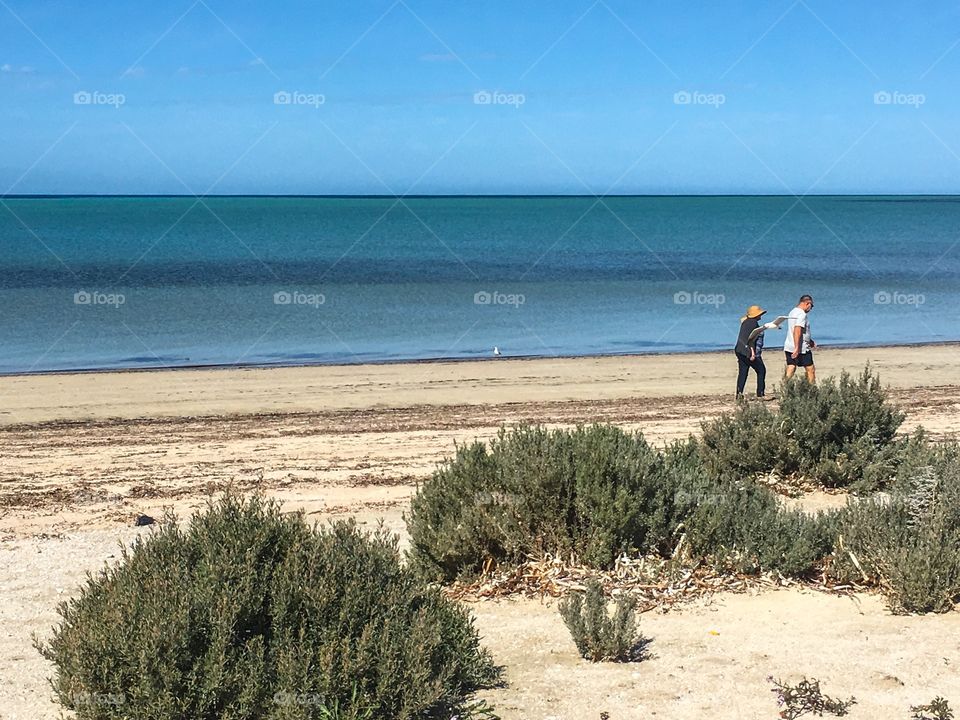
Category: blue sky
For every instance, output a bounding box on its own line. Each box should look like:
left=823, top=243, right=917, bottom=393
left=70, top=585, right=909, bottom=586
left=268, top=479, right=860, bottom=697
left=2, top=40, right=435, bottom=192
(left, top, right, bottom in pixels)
left=2, top=0, right=960, bottom=194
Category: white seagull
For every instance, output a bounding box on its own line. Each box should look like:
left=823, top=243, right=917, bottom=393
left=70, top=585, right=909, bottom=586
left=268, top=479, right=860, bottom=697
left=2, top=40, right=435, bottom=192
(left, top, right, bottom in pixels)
left=493, top=346, right=501, bottom=356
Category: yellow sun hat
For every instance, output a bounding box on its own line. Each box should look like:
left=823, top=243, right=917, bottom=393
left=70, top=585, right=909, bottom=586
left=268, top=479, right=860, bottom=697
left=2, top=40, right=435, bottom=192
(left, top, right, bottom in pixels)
left=745, top=305, right=766, bottom=319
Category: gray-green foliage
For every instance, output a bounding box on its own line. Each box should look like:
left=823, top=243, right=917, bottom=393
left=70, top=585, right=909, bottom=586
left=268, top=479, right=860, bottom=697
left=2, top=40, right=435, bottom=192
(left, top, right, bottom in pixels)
left=406, top=425, right=698, bottom=582
left=833, top=444, right=960, bottom=613
left=406, top=425, right=837, bottom=582
left=558, top=579, right=645, bottom=662
left=701, top=367, right=907, bottom=491
left=406, top=407, right=960, bottom=614
left=37, top=494, right=499, bottom=720
left=684, top=483, right=840, bottom=577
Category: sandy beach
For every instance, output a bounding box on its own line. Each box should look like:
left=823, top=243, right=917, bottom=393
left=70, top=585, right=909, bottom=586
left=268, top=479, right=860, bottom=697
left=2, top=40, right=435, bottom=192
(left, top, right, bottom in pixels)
left=2, top=344, right=960, bottom=719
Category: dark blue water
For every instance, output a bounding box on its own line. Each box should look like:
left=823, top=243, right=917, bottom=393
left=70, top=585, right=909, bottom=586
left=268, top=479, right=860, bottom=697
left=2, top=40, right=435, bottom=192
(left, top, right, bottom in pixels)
left=0, top=196, right=956, bottom=373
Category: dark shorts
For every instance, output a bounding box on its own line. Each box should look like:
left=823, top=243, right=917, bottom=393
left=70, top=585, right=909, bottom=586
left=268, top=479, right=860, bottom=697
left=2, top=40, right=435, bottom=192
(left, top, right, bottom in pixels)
left=785, top=350, right=814, bottom=367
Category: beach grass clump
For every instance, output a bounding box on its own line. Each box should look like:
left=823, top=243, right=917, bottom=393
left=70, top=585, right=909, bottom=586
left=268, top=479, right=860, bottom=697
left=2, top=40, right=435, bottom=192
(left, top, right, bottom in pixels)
left=832, top=444, right=960, bottom=613
left=36, top=494, right=499, bottom=720
left=558, top=579, right=647, bottom=662
left=406, top=425, right=699, bottom=582
left=700, top=366, right=907, bottom=491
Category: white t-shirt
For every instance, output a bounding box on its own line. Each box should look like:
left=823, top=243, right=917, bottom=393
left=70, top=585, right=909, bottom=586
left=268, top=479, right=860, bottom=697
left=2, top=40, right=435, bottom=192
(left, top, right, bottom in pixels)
left=783, top=307, right=811, bottom=354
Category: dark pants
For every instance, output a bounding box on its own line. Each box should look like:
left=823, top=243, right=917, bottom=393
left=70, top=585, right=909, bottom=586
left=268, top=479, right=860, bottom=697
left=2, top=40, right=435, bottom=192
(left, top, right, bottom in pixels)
left=735, top=351, right=766, bottom=396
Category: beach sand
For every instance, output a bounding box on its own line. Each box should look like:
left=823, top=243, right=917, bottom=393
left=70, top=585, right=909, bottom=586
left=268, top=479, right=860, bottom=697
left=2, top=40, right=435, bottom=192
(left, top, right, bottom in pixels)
left=2, top=344, right=959, bottom=719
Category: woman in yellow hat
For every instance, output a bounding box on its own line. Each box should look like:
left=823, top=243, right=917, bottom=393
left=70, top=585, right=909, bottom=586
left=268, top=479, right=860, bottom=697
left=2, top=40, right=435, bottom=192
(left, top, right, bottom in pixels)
left=734, top=304, right=769, bottom=400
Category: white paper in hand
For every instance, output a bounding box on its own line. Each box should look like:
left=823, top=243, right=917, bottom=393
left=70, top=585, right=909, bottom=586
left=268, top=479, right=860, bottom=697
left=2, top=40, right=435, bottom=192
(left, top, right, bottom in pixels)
left=748, top=316, right=788, bottom=342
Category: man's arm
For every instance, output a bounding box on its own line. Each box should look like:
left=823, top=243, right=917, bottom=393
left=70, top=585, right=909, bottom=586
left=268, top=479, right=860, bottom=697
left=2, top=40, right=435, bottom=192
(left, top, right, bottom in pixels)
left=791, top=324, right=802, bottom=358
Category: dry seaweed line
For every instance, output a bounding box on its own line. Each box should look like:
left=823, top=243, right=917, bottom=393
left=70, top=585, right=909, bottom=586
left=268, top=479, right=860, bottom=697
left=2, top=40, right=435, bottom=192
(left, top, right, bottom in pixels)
left=445, top=552, right=869, bottom=611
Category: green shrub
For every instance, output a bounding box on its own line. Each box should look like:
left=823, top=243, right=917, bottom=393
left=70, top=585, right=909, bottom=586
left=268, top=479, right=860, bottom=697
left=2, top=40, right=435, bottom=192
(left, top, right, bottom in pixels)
left=700, top=366, right=907, bottom=491
left=911, top=697, right=954, bottom=720
left=407, top=425, right=695, bottom=581
left=558, top=579, right=646, bottom=662
left=408, top=424, right=840, bottom=583
left=833, top=446, right=960, bottom=613
left=779, top=368, right=905, bottom=490
left=36, top=494, right=499, bottom=720
left=699, top=401, right=796, bottom=481
left=768, top=676, right=856, bottom=718
left=409, top=419, right=958, bottom=613
left=684, top=480, right=840, bottom=577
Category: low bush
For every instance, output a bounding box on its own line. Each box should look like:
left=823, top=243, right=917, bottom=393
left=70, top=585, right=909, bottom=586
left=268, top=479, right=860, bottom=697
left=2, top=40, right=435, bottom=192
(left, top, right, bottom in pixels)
left=406, top=425, right=698, bottom=582
left=407, top=425, right=839, bottom=582
left=832, top=445, right=960, bottom=613
left=409, top=417, right=960, bottom=614
left=558, top=579, right=646, bottom=662
left=699, top=401, right=797, bottom=481
left=685, top=483, right=840, bottom=577
left=911, top=697, right=954, bottom=720
left=779, top=366, right=904, bottom=461
left=700, top=366, right=907, bottom=491
left=37, top=494, right=499, bottom=720
left=768, top=676, right=856, bottom=718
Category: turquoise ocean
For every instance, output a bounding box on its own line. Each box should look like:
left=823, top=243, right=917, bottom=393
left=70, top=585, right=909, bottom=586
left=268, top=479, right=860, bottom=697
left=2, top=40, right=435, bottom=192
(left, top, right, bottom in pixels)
left=0, top=195, right=956, bottom=374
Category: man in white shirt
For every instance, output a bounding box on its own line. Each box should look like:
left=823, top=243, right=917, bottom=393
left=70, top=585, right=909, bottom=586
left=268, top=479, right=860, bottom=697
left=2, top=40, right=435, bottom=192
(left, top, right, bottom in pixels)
left=783, top=294, right=816, bottom=382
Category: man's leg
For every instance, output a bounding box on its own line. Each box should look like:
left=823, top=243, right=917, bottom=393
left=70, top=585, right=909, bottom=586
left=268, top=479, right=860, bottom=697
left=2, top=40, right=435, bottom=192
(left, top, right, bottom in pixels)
left=806, top=363, right=816, bottom=383
left=784, top=351, right=796, bottom=379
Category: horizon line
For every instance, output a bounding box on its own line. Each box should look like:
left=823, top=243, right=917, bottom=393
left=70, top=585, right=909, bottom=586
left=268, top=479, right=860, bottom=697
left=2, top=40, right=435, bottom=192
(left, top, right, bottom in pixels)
left=4, top=192, right=960, bottom=199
